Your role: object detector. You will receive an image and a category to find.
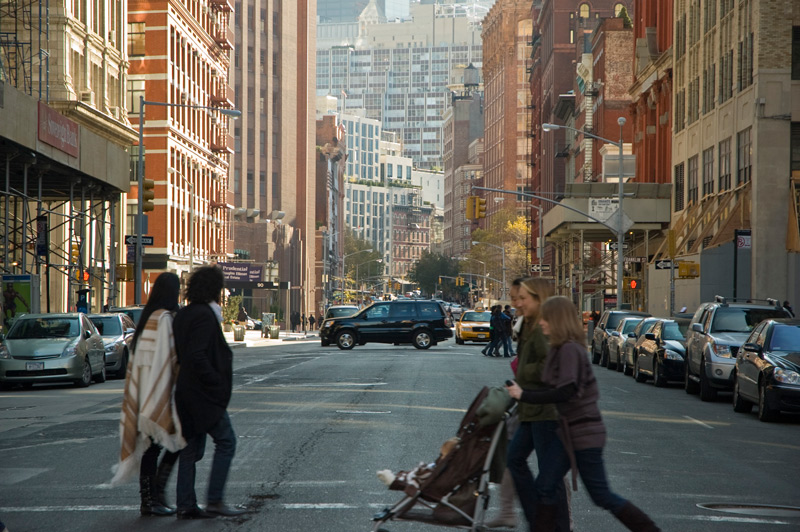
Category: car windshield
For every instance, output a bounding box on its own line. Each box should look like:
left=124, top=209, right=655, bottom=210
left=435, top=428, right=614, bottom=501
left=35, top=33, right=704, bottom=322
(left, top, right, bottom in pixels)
left=462, top=312, right=490, bottom=322
left=621, top=319, right=642, bottom=333
left=328, top=307, right=358, bottom=318
left=8, top=318, right=80, bottom=339
left=662, top=322, right=686, bottom=341
left=768, top=324, right=800, bottom=351
left=711, top=307, right=789, bottom=333
left=89, top=317, right=122, bottom=336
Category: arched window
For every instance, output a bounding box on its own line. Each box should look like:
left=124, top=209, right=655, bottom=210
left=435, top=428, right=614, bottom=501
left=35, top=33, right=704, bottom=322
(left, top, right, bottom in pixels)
left=579, top=3, right=590, bottom=19
left=614, top=3, right=625, bottom=16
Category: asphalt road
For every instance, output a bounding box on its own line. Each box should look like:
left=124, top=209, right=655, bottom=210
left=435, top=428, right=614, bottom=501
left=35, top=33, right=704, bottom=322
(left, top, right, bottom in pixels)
left=1, top=338, right=799, bottom=532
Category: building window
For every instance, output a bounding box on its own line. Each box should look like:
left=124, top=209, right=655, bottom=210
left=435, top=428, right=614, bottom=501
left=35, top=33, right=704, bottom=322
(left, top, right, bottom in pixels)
left=718, top=138, right=732, bottom=191
left=702, top=147, right=714, bottom=197
left=688, top=155, right=698, bottom=205
left=128, top=22, right=145, bottom=57
left=614, top=3, right=625, bottom=16
left=674, top=163, right=685, bottom=212
left=579, top=4, right=590, bottom=18
left=738, top=33, right=754, bottom=91
left=793, top=27, right=800, bottom=80
left=127, top=79, right=144, bottom=114
left=737, top=127, right=751, bottom=185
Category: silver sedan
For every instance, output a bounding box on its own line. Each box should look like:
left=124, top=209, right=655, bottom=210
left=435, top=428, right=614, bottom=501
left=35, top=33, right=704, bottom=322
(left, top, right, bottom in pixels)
left=88, top=313, right=136, bottom=379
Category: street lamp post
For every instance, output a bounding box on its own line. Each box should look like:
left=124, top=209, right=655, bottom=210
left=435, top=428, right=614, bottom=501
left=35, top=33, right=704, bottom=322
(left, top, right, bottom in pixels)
left=167, top=168, right=194, bottom=274
left=355, top=259, right=382, bottom=300
left=458, top=256, right=486, bottom=303
left=135, top=96, right=241, bottom=304
left=341, top=248, right=373, bottom=302
left=531, top=204, right=544, bottom=276
left=472, top=241, right=506, bottom=300
left=541, top=117, right=626, bottom=310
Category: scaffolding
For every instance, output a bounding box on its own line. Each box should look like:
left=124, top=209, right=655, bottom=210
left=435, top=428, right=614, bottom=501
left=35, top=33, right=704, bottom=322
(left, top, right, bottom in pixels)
left=0, top=0, right=48, bottom=99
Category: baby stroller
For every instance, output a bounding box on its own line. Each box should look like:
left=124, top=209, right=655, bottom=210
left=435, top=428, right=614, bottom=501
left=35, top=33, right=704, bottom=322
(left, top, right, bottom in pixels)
left=371, top=386, right=515, bottom=531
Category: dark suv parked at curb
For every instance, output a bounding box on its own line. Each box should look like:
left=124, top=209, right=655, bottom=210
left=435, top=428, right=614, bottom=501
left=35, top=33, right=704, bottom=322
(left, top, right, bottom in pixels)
left=591, top=310, right=651, bottom=365
left=320, top=300, right=452, bottom=350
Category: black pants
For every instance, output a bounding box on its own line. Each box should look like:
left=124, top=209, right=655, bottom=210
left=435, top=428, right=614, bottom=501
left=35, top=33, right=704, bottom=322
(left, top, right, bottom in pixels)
left=141, top=440, right=180, bottom=478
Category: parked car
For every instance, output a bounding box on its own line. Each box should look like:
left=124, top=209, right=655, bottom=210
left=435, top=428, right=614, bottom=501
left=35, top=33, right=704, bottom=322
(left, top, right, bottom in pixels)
left=88, top=313, right=137, bottom=379
left=449, top=304, right=464, bottom=317
left=604, top=317, right=644, bottom=370
left=109, top=305, right=146, bottom=327
left=634, top=319, right=689, bottom=386
left=732, top=318, right=800, bottom=421
left=320, top=300, right=452, bottom=350
left=455, top=309, right=491, bottom=344
left=620, top=318, right=661, bottom=376
left=324, top=305, right=360, bottom=320
left=0, top=313, right=106, bottom=389
left=591, top=310, right=651, bottom=364
left=685, top=296, right=791, bottom=401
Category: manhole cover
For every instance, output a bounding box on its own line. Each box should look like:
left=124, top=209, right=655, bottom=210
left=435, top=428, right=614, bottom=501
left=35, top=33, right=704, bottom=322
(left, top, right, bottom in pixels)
left=697, top=503, right=800, bottom=518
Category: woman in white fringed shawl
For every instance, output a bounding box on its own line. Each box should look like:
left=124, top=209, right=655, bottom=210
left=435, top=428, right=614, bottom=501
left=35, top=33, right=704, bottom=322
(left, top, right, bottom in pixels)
left=106, top=272, right=185, bottom=516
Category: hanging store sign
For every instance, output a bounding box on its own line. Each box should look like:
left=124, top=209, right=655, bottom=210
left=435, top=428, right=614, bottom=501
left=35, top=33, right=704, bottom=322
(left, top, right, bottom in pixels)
left=218, top=262, right=263, bottom=282
left=38, top=102, right=80, bottom=157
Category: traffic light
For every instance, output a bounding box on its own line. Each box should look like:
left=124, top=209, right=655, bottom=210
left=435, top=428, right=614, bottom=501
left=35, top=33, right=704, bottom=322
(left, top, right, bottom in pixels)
left=438, top=276, right=442, bottom=284
left=466, top=196, right=475, bottom=220
left=71, top=242, right=80, bottom=263
left=475, top=197, right=487, bottom=218
left=142, top=178, right=155, bottom=212
left=628, top=278, right=642, bottom=290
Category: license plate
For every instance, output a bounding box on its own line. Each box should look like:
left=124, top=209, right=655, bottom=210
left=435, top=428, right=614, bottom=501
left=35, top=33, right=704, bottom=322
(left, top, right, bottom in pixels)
left=477, top=334, right=486, bottom=339
left=26, top=362, right=44, bottom=371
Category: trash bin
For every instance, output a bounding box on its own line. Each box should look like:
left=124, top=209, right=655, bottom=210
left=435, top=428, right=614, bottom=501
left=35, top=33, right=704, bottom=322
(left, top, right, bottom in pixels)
left=233, top=325, right=246, bottom=342
left=268, top=325, right=280, bottom=339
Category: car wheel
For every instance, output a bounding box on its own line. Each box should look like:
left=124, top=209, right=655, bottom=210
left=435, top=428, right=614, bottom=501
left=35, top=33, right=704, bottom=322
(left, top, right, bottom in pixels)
left=600, top=345, right=609, bottom=368
left=591, top=342, right=600, bottom=364
left=412, top=330, right=432, bottom=350
left=757, top=380, right=779, bottom=422
left=622, top=355, right=633, bottom=376
left=732, top=375, right=753, bottom=413
left=94, top=361, right=107, bottom=383
left=116, top=351, right=129, bottom=379
left=607, top=349, right=617, bottom=371
left=699, top=359, right=717, bottom=402
left=615, top=353, right=624, bottom=372
left=634, top=357, right=647, bottom=383
left=336, top=331, right=356, bottom=350
left=75, top=357, right=92, bottom=388
left=684, top=360, right=699, bottom=395
left=321, top=340, right=330, bottom=347
left=653, top=360, right=667, bottom=387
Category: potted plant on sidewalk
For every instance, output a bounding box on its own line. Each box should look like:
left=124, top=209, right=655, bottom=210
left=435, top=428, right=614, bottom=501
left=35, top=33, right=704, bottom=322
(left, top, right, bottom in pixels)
left=222, top=295, right=243, bottom=332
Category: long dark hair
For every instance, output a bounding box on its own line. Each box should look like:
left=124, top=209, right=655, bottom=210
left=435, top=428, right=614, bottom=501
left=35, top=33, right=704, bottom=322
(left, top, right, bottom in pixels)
left=131, top=272, right=181, bottom=351
left=184, top=265, right=225, bottom=304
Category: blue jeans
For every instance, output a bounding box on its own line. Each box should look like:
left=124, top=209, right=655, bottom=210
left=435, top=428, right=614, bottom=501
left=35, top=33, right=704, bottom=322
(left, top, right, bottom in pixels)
left=507, top=421, right=570, bottom=531
left=503, top=335, right=515, bottom=355
left=484, top=334, right=508, bottom=356
left=536, top=441, right=627, bottom=513
left=176, top=411, right=237, bottom=509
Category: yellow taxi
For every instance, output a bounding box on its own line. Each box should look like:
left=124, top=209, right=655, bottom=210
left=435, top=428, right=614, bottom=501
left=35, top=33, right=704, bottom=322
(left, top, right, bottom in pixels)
left=455, top=308, right=492, bottom=344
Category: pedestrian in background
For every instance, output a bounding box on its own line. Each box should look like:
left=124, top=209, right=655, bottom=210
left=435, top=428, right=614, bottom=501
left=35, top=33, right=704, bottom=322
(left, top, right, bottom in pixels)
left=108, top=272, right=185, bottom=517
left=503, top=305, right=515, bottom=356
left=173, top=266, right=245, bottom=519
left=308, top=314, right=316, bottom=330
left=505, top=279, right=572, bottom=531
left=301, top=313, right=307, bottom=333
left=783, top=300, right=795, bottom=317
left=507, top=296, right=660, bottom=532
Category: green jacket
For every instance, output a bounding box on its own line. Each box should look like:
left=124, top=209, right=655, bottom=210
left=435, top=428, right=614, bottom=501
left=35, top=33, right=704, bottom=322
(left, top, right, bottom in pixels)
left=514, top=324, right=559, bottom=422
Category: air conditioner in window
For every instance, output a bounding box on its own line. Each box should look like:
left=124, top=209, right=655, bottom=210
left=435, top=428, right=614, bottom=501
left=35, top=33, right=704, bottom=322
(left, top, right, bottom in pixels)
left=79, top=91, right=95, bottom=105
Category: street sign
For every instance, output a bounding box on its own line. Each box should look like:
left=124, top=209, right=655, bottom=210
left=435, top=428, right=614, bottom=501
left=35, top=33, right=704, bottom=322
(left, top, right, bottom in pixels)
left=127, top=244, right=135, bottom=262
left=608, top=243, right=629, bottom=250
left=625, top=256, right=647, bottom=263
left=125, top=235, right=154, bottom=246
left=530, top=263, right=551, bottom=273
left=655, top=260, right=673, bottom=270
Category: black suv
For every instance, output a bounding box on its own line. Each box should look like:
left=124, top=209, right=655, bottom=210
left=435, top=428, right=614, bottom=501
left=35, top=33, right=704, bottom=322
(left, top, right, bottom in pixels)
left=320, top=300, right=453, bottom=350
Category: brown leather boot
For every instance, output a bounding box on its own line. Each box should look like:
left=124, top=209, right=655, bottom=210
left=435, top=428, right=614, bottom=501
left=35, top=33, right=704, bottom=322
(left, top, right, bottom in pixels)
left=613, top=502, right=661, bottom=532
left=485, top=470, right=517, bottom=528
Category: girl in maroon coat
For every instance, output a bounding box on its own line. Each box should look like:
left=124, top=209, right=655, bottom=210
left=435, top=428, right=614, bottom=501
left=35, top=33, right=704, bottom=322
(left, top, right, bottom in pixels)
left=507, top=296, right=660, bottom=532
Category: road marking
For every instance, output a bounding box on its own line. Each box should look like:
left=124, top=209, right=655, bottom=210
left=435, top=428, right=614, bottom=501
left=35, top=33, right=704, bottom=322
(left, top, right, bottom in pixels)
left=0, top=438, right=96, bottom=452
left=335, top=410, right=391, bottom=415
left=0, top=505, right=138, bottom=512
left=612, top=387, right=630, bottom=394
left=735, top=439, right=800, bottom=452
left=684, top=515, right=793, bottom=525
left=683, top=415, right=715, bottom=429
left=282, top=503, right=358, bottom=509
left=273, top=382, right=387, bottom=387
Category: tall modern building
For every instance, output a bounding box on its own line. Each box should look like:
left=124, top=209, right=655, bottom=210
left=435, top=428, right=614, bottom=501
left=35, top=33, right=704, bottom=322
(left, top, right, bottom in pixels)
left=231, top=0, right=318, bottom=327
left=317, top=3, right=485, bottom=168
left=317, top=0, right=410, bottom=23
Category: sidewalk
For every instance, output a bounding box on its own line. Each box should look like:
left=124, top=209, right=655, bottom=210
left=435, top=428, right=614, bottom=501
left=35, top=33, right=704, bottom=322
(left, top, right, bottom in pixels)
left=222, top=327, right=319, bottom=349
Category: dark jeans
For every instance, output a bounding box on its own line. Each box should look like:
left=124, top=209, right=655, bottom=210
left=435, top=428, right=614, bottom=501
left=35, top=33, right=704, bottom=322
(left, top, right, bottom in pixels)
left=176, top=411, right=237, bottom=509
left=503, top=334, right=515, bottom=355
left=507, top=421, right=570, bottom=531
left=484, top=334, right=508, bottom=356
left=536, top=441, right=627, bottom=513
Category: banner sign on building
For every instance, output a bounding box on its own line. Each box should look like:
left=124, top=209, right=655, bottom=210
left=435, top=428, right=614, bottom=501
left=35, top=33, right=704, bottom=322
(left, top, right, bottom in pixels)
left=38, top=102, right=80, bottom=157
left=217, top=262, right=263, bottom=282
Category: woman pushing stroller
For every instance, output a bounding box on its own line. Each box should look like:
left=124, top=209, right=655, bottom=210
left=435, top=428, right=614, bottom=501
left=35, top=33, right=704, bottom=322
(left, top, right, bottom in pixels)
left=506, top=296, right=661, bottom=532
